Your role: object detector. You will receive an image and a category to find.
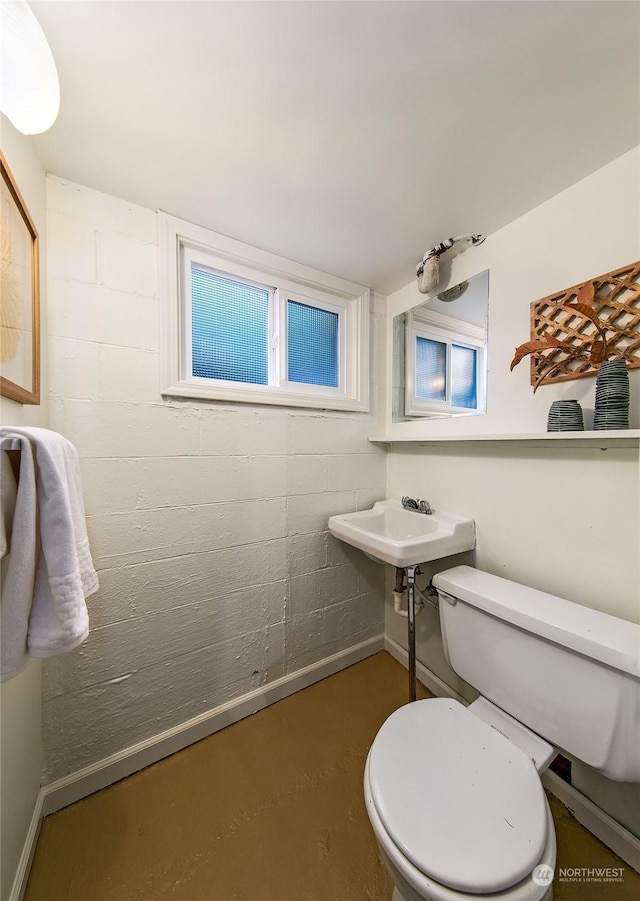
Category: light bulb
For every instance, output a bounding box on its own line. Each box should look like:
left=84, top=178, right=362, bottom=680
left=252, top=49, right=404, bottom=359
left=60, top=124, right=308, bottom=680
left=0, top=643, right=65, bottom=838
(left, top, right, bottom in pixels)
left=0, top=0, right=60, bottom=135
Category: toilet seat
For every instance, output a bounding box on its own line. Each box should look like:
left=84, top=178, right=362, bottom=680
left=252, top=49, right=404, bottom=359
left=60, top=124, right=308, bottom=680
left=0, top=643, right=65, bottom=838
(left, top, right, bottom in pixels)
left=368, top=699, right=549, bottom=895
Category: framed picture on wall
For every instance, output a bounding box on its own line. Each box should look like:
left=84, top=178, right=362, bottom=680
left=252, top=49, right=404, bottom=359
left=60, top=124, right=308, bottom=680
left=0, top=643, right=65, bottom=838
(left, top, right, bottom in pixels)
left=0, top=152, right=40, bottom=405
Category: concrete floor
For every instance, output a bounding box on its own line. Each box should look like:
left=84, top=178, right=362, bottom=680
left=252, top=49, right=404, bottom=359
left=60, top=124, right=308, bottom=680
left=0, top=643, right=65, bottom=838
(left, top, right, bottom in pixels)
left=25, top=652, right=639, bottom=900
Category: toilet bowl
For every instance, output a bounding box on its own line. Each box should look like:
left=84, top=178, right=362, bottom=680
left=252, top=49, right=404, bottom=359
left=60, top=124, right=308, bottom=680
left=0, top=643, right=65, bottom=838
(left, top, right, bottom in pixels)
left=365, top=699, right=555, bottom=901
left=364, top=566, right=640, bottom=901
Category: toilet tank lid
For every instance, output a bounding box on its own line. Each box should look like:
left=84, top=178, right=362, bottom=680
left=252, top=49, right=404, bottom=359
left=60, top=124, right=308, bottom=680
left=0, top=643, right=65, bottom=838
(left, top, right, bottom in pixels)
left=433, top=566, right=640, bottom=679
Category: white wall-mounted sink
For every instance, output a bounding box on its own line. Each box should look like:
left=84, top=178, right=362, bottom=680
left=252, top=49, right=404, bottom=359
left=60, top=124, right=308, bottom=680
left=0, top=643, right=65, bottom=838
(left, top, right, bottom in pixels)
left=328, top=499, right=475, bottom=567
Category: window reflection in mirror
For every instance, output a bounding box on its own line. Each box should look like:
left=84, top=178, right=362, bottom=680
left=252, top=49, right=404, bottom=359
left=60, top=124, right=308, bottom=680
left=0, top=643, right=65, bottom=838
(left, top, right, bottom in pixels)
left=392, top=270, right=489, bottom=421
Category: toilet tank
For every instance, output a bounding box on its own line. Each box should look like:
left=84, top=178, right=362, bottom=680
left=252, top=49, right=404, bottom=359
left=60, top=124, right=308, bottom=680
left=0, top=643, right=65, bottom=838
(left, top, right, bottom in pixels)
left=432, top=566, right=640, bottom=782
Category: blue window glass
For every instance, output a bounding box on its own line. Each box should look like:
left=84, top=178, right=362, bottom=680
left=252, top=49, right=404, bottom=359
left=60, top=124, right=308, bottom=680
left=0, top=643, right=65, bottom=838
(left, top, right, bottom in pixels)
left=191, top=267, right=269, bottom=384
left=451, top=344, right=477, bottom=408
left=415, top=337, right=446, bottom=401
left=287, top=300, right=339, bottom=388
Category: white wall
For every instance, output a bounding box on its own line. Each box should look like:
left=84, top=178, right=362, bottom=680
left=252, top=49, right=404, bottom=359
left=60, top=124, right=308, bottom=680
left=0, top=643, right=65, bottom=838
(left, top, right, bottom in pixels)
left=42, top=177, right=387, bottom=783
left=385, top=148, right=640, bottom=833
left=386, top=147, right=640, bottom=436
left=0, top=118, right=46, bottom=901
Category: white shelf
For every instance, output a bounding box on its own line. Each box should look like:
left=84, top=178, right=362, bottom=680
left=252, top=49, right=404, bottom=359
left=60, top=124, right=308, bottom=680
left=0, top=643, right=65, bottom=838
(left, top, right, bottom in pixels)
left=369, top=429, right=640, bottom=447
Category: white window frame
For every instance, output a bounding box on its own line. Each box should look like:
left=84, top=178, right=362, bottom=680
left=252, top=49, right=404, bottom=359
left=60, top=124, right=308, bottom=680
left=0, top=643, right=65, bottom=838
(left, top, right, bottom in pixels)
left=405, top=308, right=486, bottom=417
left=160, top=213, right=369, bottom=411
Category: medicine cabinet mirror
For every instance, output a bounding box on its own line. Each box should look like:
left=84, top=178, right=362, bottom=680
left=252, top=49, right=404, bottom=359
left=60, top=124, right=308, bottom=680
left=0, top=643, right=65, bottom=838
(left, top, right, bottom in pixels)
left=392, top=270, right=489, bottom=422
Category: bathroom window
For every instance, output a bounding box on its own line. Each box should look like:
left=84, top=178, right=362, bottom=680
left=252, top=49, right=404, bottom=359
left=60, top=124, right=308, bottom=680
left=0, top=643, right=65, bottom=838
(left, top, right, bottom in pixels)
left=160, top=213, right=369, bottom=411
left=405, top=309, right=485, bottom=416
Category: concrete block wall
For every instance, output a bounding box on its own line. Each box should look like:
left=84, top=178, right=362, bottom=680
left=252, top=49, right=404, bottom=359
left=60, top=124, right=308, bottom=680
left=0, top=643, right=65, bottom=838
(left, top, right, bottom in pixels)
left=43, top=176, right=386, bottom=783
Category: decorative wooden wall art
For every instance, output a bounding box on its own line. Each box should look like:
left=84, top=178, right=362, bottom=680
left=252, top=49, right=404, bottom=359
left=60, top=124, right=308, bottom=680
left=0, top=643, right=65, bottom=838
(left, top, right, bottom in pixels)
left=530, top=260, right=640, bottom=388
left=0, top=153, right=40, bottom=404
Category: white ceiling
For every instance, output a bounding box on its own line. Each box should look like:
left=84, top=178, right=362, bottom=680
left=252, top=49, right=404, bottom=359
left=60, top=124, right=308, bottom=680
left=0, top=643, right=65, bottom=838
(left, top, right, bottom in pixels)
left=30, top=0, right=640, bottom=295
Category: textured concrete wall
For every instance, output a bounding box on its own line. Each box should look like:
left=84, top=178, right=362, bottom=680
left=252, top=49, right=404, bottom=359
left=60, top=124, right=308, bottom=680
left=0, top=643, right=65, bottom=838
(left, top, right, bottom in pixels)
left=43, top=177, right=386, bottom=782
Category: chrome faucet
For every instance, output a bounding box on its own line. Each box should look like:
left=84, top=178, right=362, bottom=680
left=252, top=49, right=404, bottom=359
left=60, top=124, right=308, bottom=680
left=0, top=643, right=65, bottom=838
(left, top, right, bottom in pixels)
left=401, top=496, right=433, bottom=515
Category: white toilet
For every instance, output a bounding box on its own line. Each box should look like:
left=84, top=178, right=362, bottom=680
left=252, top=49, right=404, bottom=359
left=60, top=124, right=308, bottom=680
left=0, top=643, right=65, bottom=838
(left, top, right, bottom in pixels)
left=365, top=565, right=640, bottom=901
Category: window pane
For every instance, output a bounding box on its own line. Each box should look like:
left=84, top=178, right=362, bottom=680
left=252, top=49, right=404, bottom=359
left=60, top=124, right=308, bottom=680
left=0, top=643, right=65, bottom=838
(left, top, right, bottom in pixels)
left=191, top=267, right=269, bottom=384
left=287, top=300, right=339, bottom=387
left=451, top=344, right=477, bottom=408
left=416, top=337, right=446, bottom=401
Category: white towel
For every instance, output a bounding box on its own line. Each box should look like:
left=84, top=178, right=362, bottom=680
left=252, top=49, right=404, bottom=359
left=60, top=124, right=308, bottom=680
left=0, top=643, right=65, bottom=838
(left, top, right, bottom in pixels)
left=1, top=444, right=38, bottom=680
left=0, top=427, right=98, bottom=677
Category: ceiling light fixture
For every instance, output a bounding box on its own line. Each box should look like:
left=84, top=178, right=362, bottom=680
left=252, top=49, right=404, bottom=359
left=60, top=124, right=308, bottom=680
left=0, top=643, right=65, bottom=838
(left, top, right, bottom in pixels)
left=416, top=234, right=485, bottom=295
left=0, top=0, right=60, bottom=135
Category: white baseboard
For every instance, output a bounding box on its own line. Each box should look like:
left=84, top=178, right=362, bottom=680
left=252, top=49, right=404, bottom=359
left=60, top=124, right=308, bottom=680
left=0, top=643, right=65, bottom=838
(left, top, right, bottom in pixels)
left=41, top=634, right=384, bottom=817
left=9, top=792, right=43, bottom=901
left=386, top=638, right=640, bottom=875
left=542, top=770, right=640, bottom=874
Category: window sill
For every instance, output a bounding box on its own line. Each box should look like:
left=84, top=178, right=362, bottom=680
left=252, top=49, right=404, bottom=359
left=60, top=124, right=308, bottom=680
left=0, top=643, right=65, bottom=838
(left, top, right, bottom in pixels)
left=162, top=381, right=369, bottom=413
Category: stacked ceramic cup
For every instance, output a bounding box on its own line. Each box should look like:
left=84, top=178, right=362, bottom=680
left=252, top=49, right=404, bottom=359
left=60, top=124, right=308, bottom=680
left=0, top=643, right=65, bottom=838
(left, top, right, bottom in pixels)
left=547, top=399, right=585, bottom=431
left=593, top=360, right=629, bottom=430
